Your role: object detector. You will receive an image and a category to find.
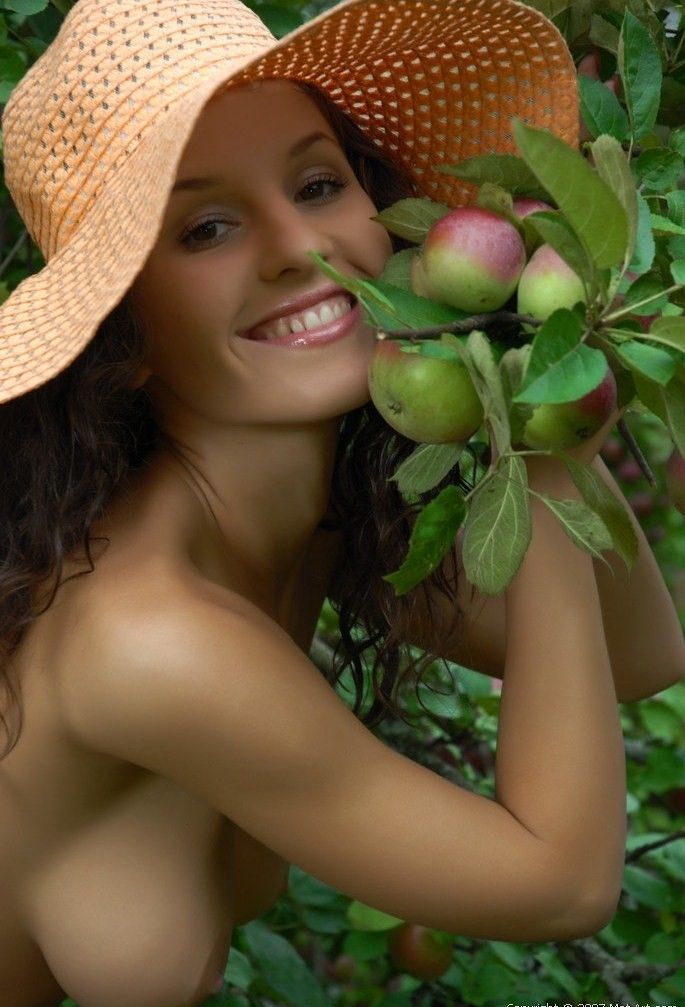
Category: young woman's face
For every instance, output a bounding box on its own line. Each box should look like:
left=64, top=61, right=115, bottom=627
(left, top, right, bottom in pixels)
left=129, top=80, right=394, bottom=435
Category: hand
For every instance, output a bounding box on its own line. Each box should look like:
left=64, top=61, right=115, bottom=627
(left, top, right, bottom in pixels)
left=519, top=402, right=630, bottom=492
left=558, top=401, right=629, bottom=468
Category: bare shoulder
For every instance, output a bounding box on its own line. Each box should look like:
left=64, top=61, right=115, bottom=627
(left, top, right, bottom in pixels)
left=61, top=570, right=607, bottom=943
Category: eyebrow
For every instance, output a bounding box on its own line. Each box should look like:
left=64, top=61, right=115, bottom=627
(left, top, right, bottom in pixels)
left=171, top=131, right=338, bottom=194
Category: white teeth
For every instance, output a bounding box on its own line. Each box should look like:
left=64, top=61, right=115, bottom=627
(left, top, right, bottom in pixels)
left=315, top=303, right=336, bottom=325
left=258, top=294, right=352, bottom=341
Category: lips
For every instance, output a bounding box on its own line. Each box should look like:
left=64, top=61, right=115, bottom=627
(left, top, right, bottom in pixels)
left=247, top=293, right=356, bottom=342
left=238, top=284, right=351, bottom=340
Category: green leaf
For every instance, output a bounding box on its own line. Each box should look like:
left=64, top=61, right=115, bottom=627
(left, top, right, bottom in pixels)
left=371, top=197, right=450, bottom=243
left=254, top=4, right=303, bottom=38
left=372, top=279, right=468, bottom=331
left=390, top=442, right=464, bottom=504
left=591, top=134, right=639, bottom=270
left=241, top=920, right=332, bottom=1007
left=512, top=118, right=629, bottom=270
left=577, top=75, right=629, bottom=142
left=668, top=126, right=685, bottom=158
left=224, top=946, right=256, bottom=991
left=523, top=210, right=596, bottom=301
left=666, top=190, right=685, bottom=229
left=647, top=316, right=685, bottom=352
left=558, top=454, right=638, bottom=573
left=618, top=10, right=663, bottom=143
left=621, top=271, right=672, bottom=316
left=628, top=192, right=656, bottom=274
left=382, top=484, right=466, bottom=596
left=21, top=35, right=48, bottom=59
left=0, top=43, right=26, bottom=88
left=632, top=148, right=684, bottom=193
left=458, top=330, right=511, bottom=463
left=639, top=701, right=684, bottom=745
left=414, top=339, right=464, bottom=363
left=378, top=249, right=414, bottom=291
left=650, top=213, right=685, bottom=235
left=535, top=493, right=614, bottom=560
left=436, top=152, right=547, bottom=200
left=307, top=255, right=434, bottom=334
left=613, top=339, right=677, bottom=385
left=622, top=864, right=677, bottom=911
left=632, top=372, right=670, bottom=425
left=499, top=345, right=534, bottom=445
left=475, top=183, right=524, bottom=237
left=3, top=0, right=49, bottom=13
left=588, top=13, right=620, bottom=55
left=663, top=376, right=685, bottom=458
left=461, top=455, right=531, bottom=595
left=534, top=948, right=582, bottom=998
left=512, top=308, right=609, bottom=404
left=346, top=902, right=403, bottom=931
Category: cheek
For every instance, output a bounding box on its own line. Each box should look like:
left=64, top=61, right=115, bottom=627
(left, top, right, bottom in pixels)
left=351, top=214, right=394, bottom=274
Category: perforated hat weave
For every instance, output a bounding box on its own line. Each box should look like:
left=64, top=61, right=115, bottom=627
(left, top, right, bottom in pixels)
left=0, top=0, right=579, bottom=404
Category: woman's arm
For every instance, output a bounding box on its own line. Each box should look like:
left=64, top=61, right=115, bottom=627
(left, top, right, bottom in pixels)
left=588, top=453, right=685, bottom=701
left=496, top=453, right=626, bottom=911
left=398, top=457, right=685, bottom=704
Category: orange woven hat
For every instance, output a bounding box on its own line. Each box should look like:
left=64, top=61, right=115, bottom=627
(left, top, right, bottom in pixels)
left=0, top=0, right=579, bottom=405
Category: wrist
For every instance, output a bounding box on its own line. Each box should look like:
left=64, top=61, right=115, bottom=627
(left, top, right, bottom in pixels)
left=522, top=453, right=584, bottom=500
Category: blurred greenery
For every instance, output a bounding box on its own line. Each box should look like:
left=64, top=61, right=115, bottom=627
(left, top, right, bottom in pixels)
left=0, top=2, right=684, bottom=1006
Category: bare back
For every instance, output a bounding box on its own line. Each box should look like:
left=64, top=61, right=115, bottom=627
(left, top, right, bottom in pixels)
left=0, top=466, right=344, bottom=1007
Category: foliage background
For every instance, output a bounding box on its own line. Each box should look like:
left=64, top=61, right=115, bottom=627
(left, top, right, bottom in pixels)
left=1, top=1, right=684, bottom=1005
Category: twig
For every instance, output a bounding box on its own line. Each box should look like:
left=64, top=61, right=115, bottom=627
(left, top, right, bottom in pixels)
left=625, top=829, right=685, bottom=863
left=616, top=415, right=656, bottom=487
left=0, top=228, right=28, bottom=279
left=376, top=309, right=542, bottom=342
left=558, top=936, right=684, bottom=1003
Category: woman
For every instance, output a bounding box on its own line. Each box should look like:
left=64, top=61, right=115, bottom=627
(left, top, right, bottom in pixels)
left=0, top=0, right=673, bottom=1004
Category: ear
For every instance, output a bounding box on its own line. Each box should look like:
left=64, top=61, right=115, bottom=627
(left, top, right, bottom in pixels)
left=128, top=364, right=152, bottom=391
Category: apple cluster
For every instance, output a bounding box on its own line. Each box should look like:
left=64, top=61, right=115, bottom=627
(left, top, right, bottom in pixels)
left=368, top=200, right=618, bottom=453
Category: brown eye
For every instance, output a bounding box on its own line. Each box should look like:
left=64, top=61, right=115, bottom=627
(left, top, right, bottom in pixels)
left=180, top=217, right=233, bottom=249
left=298, top=174, right=349, bottom=202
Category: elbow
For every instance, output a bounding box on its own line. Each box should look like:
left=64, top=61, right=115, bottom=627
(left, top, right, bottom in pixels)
left=619, top=668, right=685, bottom=705
left=548, top=890, right=621, bottom=942
left=576, top=897, right=620, bottom=938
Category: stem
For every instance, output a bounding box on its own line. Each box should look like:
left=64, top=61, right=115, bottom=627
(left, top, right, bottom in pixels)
left=617, top=416, right=656, bottom=486
left=50, top=0, right=73, bottom=15
left=601, top=282, right=684, bottom=323
left=667, top=23, right=685, bottom=72
left=0, top=229, right=28, bottom=279
left=376, top=309, right=542, bottom=342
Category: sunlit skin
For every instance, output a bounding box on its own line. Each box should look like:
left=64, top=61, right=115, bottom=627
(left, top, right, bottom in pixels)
left=123, top=79, right=393, bottom=619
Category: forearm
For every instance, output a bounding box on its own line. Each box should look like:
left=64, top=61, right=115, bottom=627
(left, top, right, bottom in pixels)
left=589, top=455, right=685, bottom=704
left=497, top=458, right=627, bottom=914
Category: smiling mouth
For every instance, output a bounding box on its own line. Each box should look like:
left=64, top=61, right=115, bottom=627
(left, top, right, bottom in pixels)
left=241, top=293, right=357, bottom=342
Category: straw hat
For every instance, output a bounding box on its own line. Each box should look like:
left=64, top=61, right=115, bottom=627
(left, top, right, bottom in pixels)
left=0, top=0, right=578, bottom=405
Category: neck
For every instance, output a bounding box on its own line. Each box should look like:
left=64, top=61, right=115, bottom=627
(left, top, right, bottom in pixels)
left=147, top=416, right=345, bottom=616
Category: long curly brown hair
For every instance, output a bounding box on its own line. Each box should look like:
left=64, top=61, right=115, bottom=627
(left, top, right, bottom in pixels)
left=0, top=81, right=474, bottom=760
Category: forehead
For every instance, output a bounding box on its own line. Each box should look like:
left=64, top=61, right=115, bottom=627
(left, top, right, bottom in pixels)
left=178, top=79, right=330, bottom=164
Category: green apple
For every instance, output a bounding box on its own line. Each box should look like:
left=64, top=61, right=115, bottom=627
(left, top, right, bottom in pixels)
left=368, top=339, right=483, bottom=444
left=520, top=367, right=617, bottom=451
left=517, top=243, right=586, bottom=323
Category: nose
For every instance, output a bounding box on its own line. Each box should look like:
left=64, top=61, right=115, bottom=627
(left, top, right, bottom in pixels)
left=255, top=194, right=336, bottom=281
